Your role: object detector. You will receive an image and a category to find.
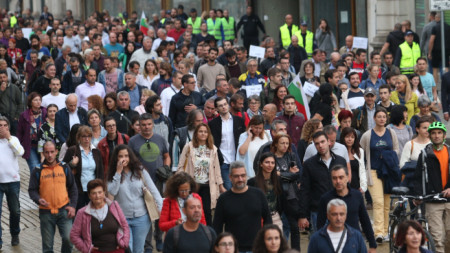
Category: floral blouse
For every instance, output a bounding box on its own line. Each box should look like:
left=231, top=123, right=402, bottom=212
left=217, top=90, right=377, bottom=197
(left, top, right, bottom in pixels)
left=193, top=145, right=211, bottom=184
left=37, top=121, right=61, bottom=152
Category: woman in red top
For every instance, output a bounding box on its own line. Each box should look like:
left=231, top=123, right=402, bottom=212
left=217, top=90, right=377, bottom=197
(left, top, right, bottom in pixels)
left=159, top=172, right=206, bottom=232
left=7, top=38, right=23, bottom=72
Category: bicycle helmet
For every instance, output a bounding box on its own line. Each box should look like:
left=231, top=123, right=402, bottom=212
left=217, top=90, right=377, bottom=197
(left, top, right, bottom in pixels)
left=428, top=121, right=447, bottom=133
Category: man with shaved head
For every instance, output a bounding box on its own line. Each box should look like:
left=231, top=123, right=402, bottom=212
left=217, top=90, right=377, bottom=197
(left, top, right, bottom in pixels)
left=339, top=35, right=356, bottom=55
left=288, top=35, right=308, bottom=73
left=279, top=14, right=299, bottom=49
left=55, top=93, right=88, bottom=143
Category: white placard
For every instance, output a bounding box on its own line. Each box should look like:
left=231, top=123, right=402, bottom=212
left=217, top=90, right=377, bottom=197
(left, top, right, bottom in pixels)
left=353, top=37, right=368, bottom=49
left=249, top=45, right=266, bottom=59
left=430, top=0, right=450, bottom=10
left=303, top=81, right=319, bottom=97
left=340, top=11, right=348, bottom=24
left=22, top=28, right=32, bottom=41
left=244, top=85, right=263, bottom=97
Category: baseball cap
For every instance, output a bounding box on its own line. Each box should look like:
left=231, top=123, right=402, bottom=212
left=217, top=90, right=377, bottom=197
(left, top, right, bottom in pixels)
left=405, top=30, right=414, bottom=36
left=300, top=21, right=308, bottom=26
left=166, top=10, right=171, bottom=15
left=190, top=8, right=197, bottom=13
left=364, top=87, right=376, bottom=96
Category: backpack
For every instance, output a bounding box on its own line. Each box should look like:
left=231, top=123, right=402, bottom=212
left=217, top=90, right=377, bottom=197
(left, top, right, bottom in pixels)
left=173, top=224, right=213, bottom=251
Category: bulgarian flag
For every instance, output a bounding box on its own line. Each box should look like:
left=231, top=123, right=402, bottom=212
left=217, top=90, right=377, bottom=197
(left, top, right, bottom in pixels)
left=140, top=11, right=149, bottom=35
left=288, top=74, right=310, bottom=120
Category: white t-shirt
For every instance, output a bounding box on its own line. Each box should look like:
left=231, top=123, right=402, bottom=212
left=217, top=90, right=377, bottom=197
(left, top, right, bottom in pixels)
left=42, top=93, right=67, bottom=110
left=327, top=228, right=347, bottom=253
left=160, top=84, right=181, bottom=116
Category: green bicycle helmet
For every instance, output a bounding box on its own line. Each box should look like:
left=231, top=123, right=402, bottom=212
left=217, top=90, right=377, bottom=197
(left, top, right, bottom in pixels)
left=428, top=121, right=447, bottom=133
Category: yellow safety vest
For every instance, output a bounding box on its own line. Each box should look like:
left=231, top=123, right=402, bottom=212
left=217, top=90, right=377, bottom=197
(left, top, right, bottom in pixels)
left=279, top=24, right=299, bottom=49
left=161, top=18, right=166, bottom=25
left=207, top=18, right=222, bottom=40
left=399, top=41, right=421, bottom=74
left=10, top=16, right=17, bottom=28
left=221, top=17, right=235, bottom=40
left=187, top=17, right=202, bottom=35
left=294, top=30, right=314, bottom=58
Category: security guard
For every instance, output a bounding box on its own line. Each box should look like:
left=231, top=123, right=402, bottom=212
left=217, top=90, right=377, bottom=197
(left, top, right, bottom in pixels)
left=187, top=8, right=202, bottom=35
left=206, top=9, right=222, bottom=41
left=294, top=21, right=314, bottom=58
left=222, top=9, right=236, bottom=42
left=394, top=30, right=421, bottom=74
left=279, top=14, right=298, bottom=49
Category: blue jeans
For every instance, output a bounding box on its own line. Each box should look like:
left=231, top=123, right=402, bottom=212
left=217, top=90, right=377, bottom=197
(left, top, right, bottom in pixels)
left=0, top=182, right=20, bottom=245
left=310, top=212, right=318, bottom=234
left=39, top=209, right=73, bottom=253
left=127, top=214, right=151, bottom=253
left=221, top=163, right=232, bottom=190
left=27, top=147, right=40, bottom=173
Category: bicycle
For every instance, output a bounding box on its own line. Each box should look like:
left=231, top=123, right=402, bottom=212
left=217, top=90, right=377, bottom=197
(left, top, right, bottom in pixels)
left=388, top=186, right=446, bottom=253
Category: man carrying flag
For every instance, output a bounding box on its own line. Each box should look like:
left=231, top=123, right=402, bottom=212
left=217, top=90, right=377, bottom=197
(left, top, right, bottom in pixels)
left=287, top=73, right=311, bottom=120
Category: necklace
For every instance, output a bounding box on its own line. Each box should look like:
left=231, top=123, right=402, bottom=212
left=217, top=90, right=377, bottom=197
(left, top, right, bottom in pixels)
left=93, top=205, right=107, bottom=229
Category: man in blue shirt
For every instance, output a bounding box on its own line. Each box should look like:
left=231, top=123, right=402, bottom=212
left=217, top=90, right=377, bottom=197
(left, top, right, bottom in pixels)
left=104, top=32, right=124, bottom=58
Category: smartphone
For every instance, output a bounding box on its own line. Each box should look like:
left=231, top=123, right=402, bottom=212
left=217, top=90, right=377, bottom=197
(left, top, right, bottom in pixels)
left=290, top=161, right=297, bottom=168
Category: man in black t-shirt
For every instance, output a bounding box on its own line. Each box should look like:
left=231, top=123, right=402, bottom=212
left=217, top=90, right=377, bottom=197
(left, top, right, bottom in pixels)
left=213, top=161, right=272, bottom=252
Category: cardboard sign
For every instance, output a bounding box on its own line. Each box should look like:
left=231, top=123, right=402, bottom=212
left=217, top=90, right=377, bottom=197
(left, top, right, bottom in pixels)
left=353, top=37, right=368, bottom=49
left=249, top=45, right=266, bottom=59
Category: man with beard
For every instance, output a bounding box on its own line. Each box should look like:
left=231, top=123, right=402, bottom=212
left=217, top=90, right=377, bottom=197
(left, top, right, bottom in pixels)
left=339, top=72, right=364, bottom=111
left=197, top=47, right=225, bottom=93
left=213, top=161, right=272, bottom=252
left=164, top=197, right=216, bottom=253
left=25, top=35, right=50, bottom=60
left=223, top=49, right=246, bottom=80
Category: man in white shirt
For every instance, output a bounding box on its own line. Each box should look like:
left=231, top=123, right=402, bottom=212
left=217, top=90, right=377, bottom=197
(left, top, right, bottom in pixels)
left=63, top=26, right=81, bottom=53
left=339, top=72, right=364, bottom=111
left=151, top=28, right=175, bottom=51
left=42, top=78, right=67, bottom=110
left=160, top=71, right=183, bottom=116
left=0, top=116, right=24, bottom=248
left=75, top=69, right=105, bottom=110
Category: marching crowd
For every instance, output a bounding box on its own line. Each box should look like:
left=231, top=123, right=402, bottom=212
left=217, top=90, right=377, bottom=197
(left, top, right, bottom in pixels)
left=0, top=4, right=450, bottom=253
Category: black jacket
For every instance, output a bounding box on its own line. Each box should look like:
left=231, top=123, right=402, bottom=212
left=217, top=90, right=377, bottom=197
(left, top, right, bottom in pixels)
left=299, top=152, right=347, bottom=217
left=169, top=90, right=205, bottom=128
left=61, top=69, right=86, bottom=94
left=55, top=107, right=88, bottom=143
left=109, top=108, right=139, bottom=135
left=236, top=14, right=266, bottom=37
left=208, top=115, right=245, bottom=164
left=441, top=72, right=450, bottom=114
left=413, top=143, right=450, bottom=201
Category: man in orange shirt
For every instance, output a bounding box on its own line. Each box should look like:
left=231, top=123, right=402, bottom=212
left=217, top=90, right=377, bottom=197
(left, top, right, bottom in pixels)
left=414, top=121, right=450, bottom=253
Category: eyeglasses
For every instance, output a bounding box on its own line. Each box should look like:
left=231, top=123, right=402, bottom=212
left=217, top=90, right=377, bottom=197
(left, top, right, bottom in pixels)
left=146, top=139, right=151, bottom=150
left=219, top=242, right=234, bottom=247
left=178, top=189, right=190, bottom=194
left=106, top=124, right=116, bottom=128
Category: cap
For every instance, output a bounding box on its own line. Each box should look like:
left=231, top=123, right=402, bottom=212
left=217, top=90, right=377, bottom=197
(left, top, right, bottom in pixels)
left=166, top=10, right=171, bottom=14
left=405, top=30, right=414, bottom=36
left=178, top=4, right=184, bottom=9
left=364, top=87, right=376, bottom=96
left=190, top=8, right=197, bottom=13
left=300, top=21, right=308, bottom=26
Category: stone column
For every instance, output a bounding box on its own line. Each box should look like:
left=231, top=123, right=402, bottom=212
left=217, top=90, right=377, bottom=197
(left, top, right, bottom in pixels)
left=50, top=0, right=63, bottom=20
left=66, top=0, right=81, bottom=20
left=32, top=0, right=41, bottom=18
left=8, top=0, right=20, bottom=12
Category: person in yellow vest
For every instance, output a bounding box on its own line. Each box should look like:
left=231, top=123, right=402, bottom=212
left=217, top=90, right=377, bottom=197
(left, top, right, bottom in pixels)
left=294, top=21, right=314, bottom=58
left=206, top=10, right=222, bottom=42
left=9, top=12, right=18, bottom=28
left=394, top=30, right=421, bottom=74
left=187, top=8, right=202, bottom=35
left=279, top=14, right=299, bottom=49
left=222, top=10, right=236, bottom=44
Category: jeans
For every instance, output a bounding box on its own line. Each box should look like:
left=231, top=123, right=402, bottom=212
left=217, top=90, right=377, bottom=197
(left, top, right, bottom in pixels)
left=127, top=214, right=151, bottom=253
left=27, top=147, right=40, bottom=173
left=0, top=182, right=20, bottom=245
left=39, top=209, right=73, bottom=253
left=220, top=163, right=232, bottom=190
left=310, top=211, right=318, bottom=234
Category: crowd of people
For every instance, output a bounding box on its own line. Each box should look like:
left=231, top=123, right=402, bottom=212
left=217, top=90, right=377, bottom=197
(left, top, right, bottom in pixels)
left=0, top=4, right=449, bottom=253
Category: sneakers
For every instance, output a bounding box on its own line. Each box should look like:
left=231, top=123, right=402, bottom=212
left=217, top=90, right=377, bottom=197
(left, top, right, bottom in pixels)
left=376, top=235, right=383, bottom=244
left=156, top=239, right=163, bottom=252
left=11, top=235, right=19, bottom=246
left=383, top=235, right=390, bottom=242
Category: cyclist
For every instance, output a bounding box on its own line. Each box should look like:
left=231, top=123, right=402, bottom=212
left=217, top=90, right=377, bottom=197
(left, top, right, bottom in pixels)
left=413, top=121, right=450, bottom=253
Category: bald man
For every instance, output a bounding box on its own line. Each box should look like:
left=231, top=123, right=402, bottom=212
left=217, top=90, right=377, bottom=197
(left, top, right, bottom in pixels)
left=288, top=35, right=308, bottom=73
left=55, top=94, right=88, bottom=143
left=329, top=52, right=341, bottom=70
left=262, top=103, right=277, bottom=129
left=279, top=14, right=299, bottom=49
left=339, top=35, right=356, bottom=55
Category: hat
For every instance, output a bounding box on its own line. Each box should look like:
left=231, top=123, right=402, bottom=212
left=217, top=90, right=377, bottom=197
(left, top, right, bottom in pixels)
left=405, top=30, right=414, bottom=36
left=166, top=10, right=171, bottom=14
left=364, top=87, right=376, bottom=96
left=190, top=8, right=197, bottom=13
left=178, top=4, right=184, bottom=9
left=300, top=21, right=308, bottom=26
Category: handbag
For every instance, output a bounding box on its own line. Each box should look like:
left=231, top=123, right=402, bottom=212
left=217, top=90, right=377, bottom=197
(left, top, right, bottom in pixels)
left=140, top=177, right=160, bottom=221
left=156, top=165, right=172, bottom=181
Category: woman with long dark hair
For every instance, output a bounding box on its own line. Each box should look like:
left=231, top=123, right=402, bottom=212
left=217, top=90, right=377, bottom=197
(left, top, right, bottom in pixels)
left=177, top=123, right=226, bottom=225
left=37, top=104, right=59, bottom=161
left=107, top=144, right=162, bottom=253
left=252, top=224, right=289, bottom=253
left=137, top=59, right=160, bottom=90
left=340, top=127, right=367, bottom=192
left=59, top=123, right=81, bottom=160
left=387, top=105, right=414, bottom=159
left=17, top=92, right=47, bottom=172
left=103, top=92, right=117, bottom=116
left=118, top=42, right=135, bottom=72
left=315, top=19, right=337, bottom=60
